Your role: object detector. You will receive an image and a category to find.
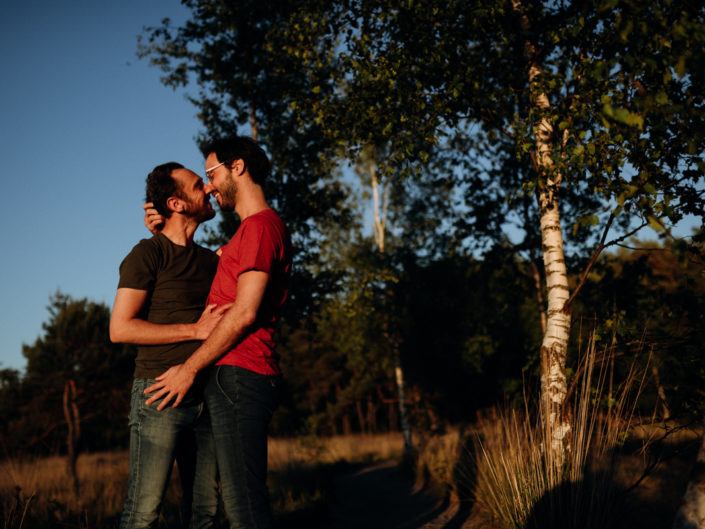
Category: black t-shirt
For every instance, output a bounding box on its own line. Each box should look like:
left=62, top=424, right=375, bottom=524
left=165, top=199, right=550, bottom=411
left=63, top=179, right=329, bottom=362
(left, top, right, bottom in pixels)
left=118, top=233, right=219, bottom=378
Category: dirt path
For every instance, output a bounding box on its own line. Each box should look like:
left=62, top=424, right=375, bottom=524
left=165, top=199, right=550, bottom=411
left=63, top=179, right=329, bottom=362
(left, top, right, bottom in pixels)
left=322, top=460, right=481, bottom=529
left=311, top=445, right=694, bottom=529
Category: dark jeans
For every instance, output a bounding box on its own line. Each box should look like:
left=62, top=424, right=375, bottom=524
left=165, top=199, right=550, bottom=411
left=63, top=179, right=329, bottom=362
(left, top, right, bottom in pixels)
left=205, top=366, right=282, bottom=529
left=120, top=378, right=218, bottom=529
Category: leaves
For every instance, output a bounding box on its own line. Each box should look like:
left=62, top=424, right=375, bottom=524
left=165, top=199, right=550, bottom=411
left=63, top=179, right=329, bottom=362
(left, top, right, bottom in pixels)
left=601, top=103, right=644, bottom=130
left=4, top=292, right=133, bottom=455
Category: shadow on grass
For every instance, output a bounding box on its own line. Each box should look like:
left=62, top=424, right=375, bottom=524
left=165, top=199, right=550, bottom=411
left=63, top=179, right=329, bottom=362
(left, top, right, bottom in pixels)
left=521, top=433, right=701, bottom=529
left=271, top=460, right=351, bottom=529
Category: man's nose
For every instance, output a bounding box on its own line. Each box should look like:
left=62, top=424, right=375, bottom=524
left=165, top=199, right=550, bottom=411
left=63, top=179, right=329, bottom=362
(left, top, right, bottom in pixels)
left=204, top=182, right=215, bottom=194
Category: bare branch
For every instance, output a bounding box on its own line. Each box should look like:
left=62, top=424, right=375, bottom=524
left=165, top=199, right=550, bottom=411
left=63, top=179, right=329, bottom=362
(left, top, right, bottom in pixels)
left=563, top=212, right=615, bottom=311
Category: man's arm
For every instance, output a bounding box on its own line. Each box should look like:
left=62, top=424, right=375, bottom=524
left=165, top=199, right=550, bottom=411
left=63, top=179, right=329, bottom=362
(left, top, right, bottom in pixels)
left=144, top=270, right=269, bottom=409
left=110, top=288, right=228, bottom=344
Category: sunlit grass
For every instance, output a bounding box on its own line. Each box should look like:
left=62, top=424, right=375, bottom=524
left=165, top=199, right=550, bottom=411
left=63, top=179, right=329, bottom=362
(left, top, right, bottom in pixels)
left=0, top=452, right=128, bottom=528
left=413, top=427, right=465, bottom=498
left=269, top=432, right=404, bottom=468
left=471, top=335, right=645, bottom=529
left=0, top=433, right=405, bottom=528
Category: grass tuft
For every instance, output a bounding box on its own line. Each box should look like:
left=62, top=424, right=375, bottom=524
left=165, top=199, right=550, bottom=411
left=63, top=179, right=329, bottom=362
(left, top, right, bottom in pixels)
left=472, top=334, right=644, bottom=529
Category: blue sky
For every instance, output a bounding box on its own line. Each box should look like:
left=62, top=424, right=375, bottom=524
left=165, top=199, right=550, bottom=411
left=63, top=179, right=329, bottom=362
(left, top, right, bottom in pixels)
left=0, top=1, right=209, bottom=372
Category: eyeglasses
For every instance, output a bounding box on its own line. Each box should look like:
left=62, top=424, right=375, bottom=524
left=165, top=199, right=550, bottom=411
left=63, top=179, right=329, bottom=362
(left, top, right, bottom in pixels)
left=205, top=161, right=225, bottom=181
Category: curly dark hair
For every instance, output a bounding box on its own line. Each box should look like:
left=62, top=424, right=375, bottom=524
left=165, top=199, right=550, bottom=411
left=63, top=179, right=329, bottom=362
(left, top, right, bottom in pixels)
left=200, top=136, right=270, bottom=186
left=145, top=162, right=184, bottom=218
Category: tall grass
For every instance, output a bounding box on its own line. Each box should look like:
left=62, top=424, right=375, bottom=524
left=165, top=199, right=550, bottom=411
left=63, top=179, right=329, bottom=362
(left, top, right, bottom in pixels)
left=473, top=335, right=645, bottom=529
left=413, top=428, right=465, bottom=498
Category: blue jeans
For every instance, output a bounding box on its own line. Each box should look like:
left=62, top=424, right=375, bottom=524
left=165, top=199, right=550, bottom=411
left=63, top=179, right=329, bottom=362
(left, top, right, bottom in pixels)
left=120, top=378, right=218, bottom=529
left=205, top=366, right=281, bottom=529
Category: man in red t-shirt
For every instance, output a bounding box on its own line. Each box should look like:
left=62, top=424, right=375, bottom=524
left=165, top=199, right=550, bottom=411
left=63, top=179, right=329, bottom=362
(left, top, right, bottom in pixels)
left=145, top=136, right=292, bottom=529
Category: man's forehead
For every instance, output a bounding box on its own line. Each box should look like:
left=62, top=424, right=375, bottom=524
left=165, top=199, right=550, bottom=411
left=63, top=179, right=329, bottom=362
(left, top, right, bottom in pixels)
left=172, top=167, right=199, bottom=183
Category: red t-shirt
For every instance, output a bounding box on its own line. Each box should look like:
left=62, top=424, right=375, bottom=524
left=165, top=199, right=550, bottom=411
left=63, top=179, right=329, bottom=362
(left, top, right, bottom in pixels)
left=207, top=209, right=292, bottom=375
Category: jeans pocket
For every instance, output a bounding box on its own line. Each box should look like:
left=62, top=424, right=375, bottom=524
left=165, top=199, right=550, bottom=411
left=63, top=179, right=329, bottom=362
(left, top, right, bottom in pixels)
left=212, top=366, right=239, bottom=407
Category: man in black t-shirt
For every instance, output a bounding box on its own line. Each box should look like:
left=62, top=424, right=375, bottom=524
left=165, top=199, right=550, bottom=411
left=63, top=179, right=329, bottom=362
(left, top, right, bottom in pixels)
left=110, top=162, right=225, bottom=529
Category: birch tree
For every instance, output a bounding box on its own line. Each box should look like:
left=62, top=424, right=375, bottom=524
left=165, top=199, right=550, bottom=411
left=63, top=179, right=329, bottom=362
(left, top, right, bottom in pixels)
left=358, top=147, right=413, bottom=452
left=308, top=0, right=705, bottom=461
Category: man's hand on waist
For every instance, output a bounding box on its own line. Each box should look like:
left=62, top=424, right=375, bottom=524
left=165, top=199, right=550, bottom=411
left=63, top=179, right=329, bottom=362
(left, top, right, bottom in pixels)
left=144, top=363, right=198, bottom=410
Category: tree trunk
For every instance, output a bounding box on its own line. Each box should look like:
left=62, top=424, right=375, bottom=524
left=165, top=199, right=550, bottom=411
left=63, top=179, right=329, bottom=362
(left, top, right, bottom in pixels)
left=370, top=160, right=389, bottom=254
left=514, top=0, right=572, bottom=460
left=538, top=192, right=572, bottom=458
left=342, top=412, right=352, bottom=436
left=395, top=363, right=413, bottom=450
left=673, top=424, right=705, bottom=528
left=356, top=400, right=366, bottom=434
left=366, top=396, right=378, bottom=434
left=63, top=379, right=80, bottom=497
left=369, top=155, right=413, bottom=453
left=652, top=364, right=671, bottom=420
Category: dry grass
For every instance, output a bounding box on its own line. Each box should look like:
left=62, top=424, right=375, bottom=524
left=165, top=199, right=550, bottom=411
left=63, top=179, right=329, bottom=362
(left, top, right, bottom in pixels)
left=1, top=422, right=693, bottom=528
left=0, top=433, right=406, bottom=528
left=0, top=452, right=128, bottom=528
left=269, top=432, right=405, bottom=469
left=413, top=428, right=465, bottom=498
left=471, top=336, right=646, bottom=529
left=268, top=433, right=406, bottom=523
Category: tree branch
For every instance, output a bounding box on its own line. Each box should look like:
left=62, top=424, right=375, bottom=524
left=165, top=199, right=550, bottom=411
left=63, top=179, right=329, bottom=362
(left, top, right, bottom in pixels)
left=563, top=212, right=615, bottom=311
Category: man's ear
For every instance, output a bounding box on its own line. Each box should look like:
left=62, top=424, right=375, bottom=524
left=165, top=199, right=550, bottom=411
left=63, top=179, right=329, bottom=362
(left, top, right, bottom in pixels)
left=230, top=159, right=245, bottom=177
left=166, top=196, right=184, bottom=214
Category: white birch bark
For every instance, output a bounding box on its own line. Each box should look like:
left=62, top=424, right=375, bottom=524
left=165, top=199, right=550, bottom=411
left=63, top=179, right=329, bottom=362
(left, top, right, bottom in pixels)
left=537, top=180, right=572, bottom=457
left=395, top=365, right=413, bottom=452
left=369, top=158, right=413, bottom=452
left=514, top=0, right=572, bottom=459
left=370, top=162, right=387, bottom=253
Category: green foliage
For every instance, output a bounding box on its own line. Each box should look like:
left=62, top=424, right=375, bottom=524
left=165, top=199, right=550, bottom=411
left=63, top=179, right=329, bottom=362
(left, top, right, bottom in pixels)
left=272, top=241, right=545, bottom=435
left=573, top=241, right=705, bottom=417
left=138, top=0, right=354, bottom=287
left=270, top=236, right=705, bottom=435
left=0, top=292, right=133, bottom=456
left=397, top=245, right=543, bottom=422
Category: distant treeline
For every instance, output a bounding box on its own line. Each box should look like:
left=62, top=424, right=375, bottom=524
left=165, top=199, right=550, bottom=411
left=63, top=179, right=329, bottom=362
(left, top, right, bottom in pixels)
left=1, top=240, right=702, bottom=457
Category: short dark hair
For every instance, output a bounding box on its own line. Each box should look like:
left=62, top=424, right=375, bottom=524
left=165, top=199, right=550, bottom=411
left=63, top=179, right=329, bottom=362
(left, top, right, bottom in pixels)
left=145, top=162, right=184, bottom=218
left=200, top=136, right=270, bottom=185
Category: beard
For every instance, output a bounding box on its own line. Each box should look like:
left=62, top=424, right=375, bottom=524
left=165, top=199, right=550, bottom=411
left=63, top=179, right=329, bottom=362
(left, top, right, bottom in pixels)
left=183, top=196, right=216, bottom=223
left=214, top=175, right=237, bottom=212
